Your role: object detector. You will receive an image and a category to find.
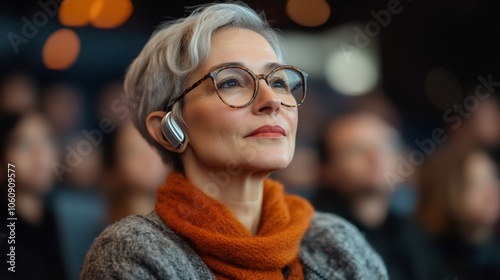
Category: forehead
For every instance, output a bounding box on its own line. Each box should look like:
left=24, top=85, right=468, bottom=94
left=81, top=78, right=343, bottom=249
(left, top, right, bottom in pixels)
left=204, top=28, right=280, bottom=70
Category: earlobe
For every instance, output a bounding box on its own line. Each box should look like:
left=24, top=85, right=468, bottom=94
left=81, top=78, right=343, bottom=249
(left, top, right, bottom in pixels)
left=145, top=111, right=188, bottom=153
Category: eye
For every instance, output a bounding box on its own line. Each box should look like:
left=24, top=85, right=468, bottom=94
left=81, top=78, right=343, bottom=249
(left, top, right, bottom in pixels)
left=271, top=78, right=289, bottom=91
left=217, top=77, right=242, bottom=89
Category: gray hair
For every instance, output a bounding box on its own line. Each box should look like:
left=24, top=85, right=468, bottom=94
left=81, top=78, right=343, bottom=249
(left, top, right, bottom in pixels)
left=124, top=2, right=285, bottom=170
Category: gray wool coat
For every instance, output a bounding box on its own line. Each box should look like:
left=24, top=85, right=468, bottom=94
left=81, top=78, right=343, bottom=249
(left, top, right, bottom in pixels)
left=80, top=211, right=388, bottom=280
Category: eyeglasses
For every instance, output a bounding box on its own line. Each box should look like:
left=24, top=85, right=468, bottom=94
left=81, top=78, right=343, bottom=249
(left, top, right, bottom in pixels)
left=173, top=64, right=308, bottom=108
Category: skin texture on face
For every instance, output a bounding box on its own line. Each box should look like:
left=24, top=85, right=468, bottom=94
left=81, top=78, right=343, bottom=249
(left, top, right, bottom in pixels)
left=462, top=152, right=500, bottom=227
left=4, top=113, right=57, bottom=194
left=145, top=27, right=299, bottom=235
left=181, top=27, right=298, bottom=176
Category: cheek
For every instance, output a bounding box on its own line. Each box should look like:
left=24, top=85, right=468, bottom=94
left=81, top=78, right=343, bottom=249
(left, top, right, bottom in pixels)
left=8, top=150, right=55, bottom=191
left=342, top=156, right=365, bottom=176
left=6, top=151, right=33, bottom=184
left=287, top=109, right=299, bottom=134
left=39, top=146, right=57, bottom=175
left=185, top=105, right=243, bottom=157
left=288, top=111, right=298, bottom=156
left=280, top=108, right=298, bottom=145
left=183, top=102, right=299, bottom=170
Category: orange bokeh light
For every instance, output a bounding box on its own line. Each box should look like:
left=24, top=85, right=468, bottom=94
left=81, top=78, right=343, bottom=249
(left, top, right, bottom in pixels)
left=58, top=0, right=96, bottom=27
left=42, top=29, right=81, bottom=70
left=286, top=0, right=331, bottom=27
left=90, top=0, right=133, bottom=29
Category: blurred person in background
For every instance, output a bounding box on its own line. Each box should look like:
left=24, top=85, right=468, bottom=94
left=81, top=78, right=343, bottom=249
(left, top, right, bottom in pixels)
left=314, top=107, right=440, bottom=280
left=416, top=144, right=500, bottom=279
left=81, top=3, right=387, bottom=279
left=48, top=82, right=140, bottom=279
left=447, top=97, right=500, bottom=150
left=40, top=83, right=84, bottom=144
left=51, top=136, right=105, bottom=280
left=0, top=72, right=37, bottom=113
left=95, top=81, right=130, bottom=126
left=0, top=111, right=66, bottom=280
left=101, top=120, right=170, bottom=224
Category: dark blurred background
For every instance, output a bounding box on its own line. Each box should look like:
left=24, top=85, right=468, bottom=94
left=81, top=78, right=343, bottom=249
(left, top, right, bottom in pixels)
left=2, top=0, right=500, bottom=134
left=1, top=1, right=500, bottom=280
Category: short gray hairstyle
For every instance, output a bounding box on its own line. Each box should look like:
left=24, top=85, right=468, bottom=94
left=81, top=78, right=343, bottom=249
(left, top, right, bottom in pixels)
left=124, top=2, right=285, bottom=170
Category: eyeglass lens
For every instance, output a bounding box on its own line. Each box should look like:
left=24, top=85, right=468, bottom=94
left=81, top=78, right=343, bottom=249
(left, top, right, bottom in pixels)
left=214, top=67, right=304, bottom=107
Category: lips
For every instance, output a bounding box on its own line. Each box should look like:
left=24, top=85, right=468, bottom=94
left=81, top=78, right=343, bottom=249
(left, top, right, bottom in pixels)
left=246, top=125, right=286, bottom=138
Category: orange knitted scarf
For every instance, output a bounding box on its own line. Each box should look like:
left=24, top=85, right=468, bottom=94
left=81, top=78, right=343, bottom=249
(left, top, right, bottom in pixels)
left=155, top=172, right=314, bottom=280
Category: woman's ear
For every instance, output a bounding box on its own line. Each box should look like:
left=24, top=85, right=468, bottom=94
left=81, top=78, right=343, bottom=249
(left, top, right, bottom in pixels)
left=145, top=111, right=188, bottom=153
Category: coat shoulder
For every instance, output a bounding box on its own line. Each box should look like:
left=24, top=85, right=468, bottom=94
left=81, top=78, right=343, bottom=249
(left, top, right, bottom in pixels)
left=300, top=212, right=389, bottom=280
left=79, top=212, right=213, bottom=280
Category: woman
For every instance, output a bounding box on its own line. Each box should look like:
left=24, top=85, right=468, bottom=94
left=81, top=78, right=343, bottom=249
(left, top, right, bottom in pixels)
left=0, top=111, right=66, bottom=280
left=81, top=3, right=387, bottom=279
left=416, top=144, right=500, bottom=279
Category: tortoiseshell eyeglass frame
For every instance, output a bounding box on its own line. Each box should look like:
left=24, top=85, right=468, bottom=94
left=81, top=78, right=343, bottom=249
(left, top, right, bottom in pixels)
left=172, top=65, right=308, bottom=108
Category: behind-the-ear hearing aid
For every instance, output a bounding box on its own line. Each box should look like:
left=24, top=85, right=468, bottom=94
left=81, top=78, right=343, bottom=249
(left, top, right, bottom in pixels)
left=161, top=111, right=185, bottom=149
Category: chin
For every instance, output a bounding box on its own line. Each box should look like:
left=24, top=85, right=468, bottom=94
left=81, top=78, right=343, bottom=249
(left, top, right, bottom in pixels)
left=246, top=150, right=293, bottom=172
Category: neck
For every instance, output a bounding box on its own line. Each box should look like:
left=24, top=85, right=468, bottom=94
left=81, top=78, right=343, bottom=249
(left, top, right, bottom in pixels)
left=218, top=179, right=264, bottom=236
left=183, top=161, right=267, bottom=236
left=17, top=191, right=44, bottom=225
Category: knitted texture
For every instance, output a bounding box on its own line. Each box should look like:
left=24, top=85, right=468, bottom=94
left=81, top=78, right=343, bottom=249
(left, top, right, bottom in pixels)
left=80, top=211, right=388, bottom=279
left=155, top=172, right=314, bottom=280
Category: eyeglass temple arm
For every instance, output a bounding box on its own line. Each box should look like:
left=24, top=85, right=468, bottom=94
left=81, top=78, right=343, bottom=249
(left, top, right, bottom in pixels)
left=172, top=73, right=213, bottom=104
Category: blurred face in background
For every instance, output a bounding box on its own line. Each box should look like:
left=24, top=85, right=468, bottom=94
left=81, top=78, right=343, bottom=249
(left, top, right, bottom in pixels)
left=115, top=121, right=170, bottom=192
left=0, top=73, right=37, bottom=113
left=468, top=99, right=500, bottom=148
left=96, top=82, right=128, bottom=125
left=323, top=113, right=398, bottom=195
left=64, top=138, right=103, bottom=189
left=4, top=113, right=57, bottom=194
left=41, top=84, right=82, bottom=137
left=461, top=151, right=500, bottom=228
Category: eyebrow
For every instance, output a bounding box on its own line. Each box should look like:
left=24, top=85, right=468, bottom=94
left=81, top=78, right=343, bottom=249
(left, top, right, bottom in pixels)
left=264, top=62, right=283, bottom=71
left=208, top=61, right=283, bottom=73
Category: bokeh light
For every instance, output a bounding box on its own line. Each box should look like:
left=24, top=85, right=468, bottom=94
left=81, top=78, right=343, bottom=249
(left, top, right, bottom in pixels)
left=325, top=51, right=379, bottom=96
left=58, top=0, right=96, bottom=27
left=42, top=29, right=81, bottom=70
left=90, top=0, right=133, bottom=29
left=286, top=0, right=331, bottom=27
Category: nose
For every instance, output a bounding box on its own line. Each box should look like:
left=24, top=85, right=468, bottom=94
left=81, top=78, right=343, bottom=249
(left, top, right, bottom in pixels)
left=251, top=78, right=281, bottom=115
